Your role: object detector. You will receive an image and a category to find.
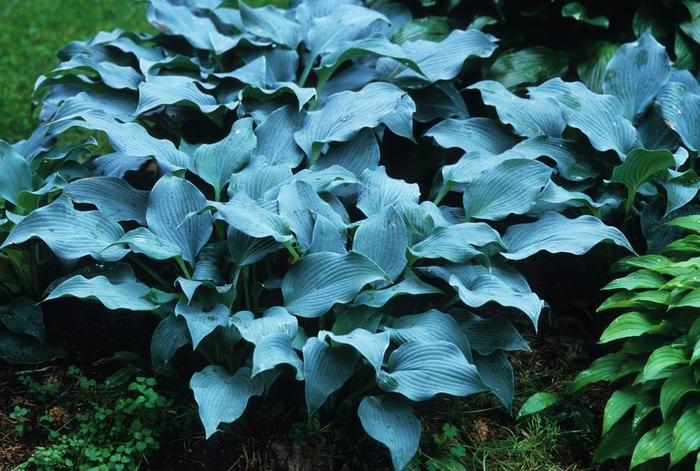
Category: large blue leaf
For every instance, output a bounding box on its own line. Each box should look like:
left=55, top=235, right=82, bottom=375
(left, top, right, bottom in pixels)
left=602, top=31, right=671, bottom=121
left=1, top=196, right=127, bottom=262
left=530, top=78, right=639, bottom=157
left=303, top=337, right=357, bottom=414
left=469, top=80, right=565, bottom=137
left=377, top=341, right=486, bottom=401
left=353, top=206, right=408, bottom=281
left=502, top=212, right=635, bottom=260
left=190, top=366, right=265, bottom=438
left=193, top=118, right=256, bottom=198
left=294, top=82, right=415, bottom=157
left=283, top=252, right=388, bottom=318
left=0, top=141, right=32, bottom=205
left=358, top=395, right=420, bottom=471
left=63, top=177, right=149, bottom=224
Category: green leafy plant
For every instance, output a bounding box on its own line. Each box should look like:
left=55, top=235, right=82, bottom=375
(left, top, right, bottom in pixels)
left=573, top=215, right=700, bottom=469
left=16, top=373, right=182, bottom=471
left=3, top=0, right=700, bottom=469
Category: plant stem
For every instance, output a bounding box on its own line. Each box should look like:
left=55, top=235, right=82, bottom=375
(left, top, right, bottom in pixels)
left=433, top=181, right=454, bottom=205
left=283, top=241, right=301, bottom=262
left=176, top=258, right=192, bottom=279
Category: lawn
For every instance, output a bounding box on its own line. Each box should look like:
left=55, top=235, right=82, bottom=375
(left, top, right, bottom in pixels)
left=0, top=0, right=152, bottom=142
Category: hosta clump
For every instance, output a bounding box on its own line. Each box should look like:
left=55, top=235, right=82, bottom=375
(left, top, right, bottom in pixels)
left=574, top=215, right=700, bottom=469
left=7, top=0, right=700, bottom=468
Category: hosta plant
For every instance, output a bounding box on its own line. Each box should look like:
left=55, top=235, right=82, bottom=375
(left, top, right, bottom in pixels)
left=4, top=0, right=700, bottom=468
left=573, top=215, right=700, bottom=470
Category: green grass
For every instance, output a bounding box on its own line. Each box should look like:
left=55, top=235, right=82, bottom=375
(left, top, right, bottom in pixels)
left=0, top=0, right=152, bottom=143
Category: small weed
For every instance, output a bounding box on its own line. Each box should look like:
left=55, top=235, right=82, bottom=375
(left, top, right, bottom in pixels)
left=10, top=370, right=191, bottom=471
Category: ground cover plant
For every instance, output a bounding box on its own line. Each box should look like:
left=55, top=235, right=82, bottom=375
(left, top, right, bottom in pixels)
left=3, top=0, right=700, bottom=469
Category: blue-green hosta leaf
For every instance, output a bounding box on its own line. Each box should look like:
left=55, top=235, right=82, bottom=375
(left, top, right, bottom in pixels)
left=527, top=180, right=606, bottom=216
left=147, top=176, right=213, bottom=263
left=0, top=141, right=32, bottom=205
left=454, top=312, right=528, bottom=355
left=229, top=157, right=293, bottom=200
left=358, top=395, right=420, bottom=471
left=1, top=197, right=127, bottom=261
left=151, top=314, right=190, bottom=374
left=309, top=215, right=347, bottom=254
left=231, top=306, right=297, bottom=343
left=46, top=275, right=158, bottom=311
left=240, top=1, right=302, bottom=48
left=253, top=105, right=305, bottom=167
left=357, top=167, right=420, bottom=217
left=664, top=170, right=700, bottom=216
left=147, top=0, right=240, bottom=53
left=319, top=329, right=390, bottom=373
left=462, top=159, right=552, bottom=221
left=278, top=180, right=346, bottom=251
left=112, top=227, right=182, bottom=260
left=603, top=31, right=671, bottom=121
left=409, top=222, right=501, bottom=263
left=303, top=337, right=358, bottom=414
left=50, top=100, right=189, bottom=173
left=530, top=78, right=638, bottom=156
left=175, top=301, right=229, bottom=349
left=135, top=75, right=218, bottom=115
left=469, top=80, right=565, bottom=138
left=250, top=333, right=304, bottom=380
left=502, top=212, right=635, bottom=260
left=63, top=177, right=148, bottom=224
left=300, top=4, right=389, bottom=61
left=214, top=194, right=293, bottom=243
left=283, top=251, right=388, bottom=318
left=383, top=309, right=471, bottom=359
left=353, top=206, right=408, bottom=281
left=191, top=366, right=265, bottom=438
left=657, top=81, right=700, bottom=151
left=194, top=118, right=256, bottom=197
left=390, top=28, right=497, bottom=83
left=287, top=166, right=359, bottom=196
left=475, top=350, right=514, bottom=411
left=353, top=271, right=442, bottom=307
left=315, top=34, right=422, bottom=87
left=486, top=47, right=569, bottom=90
left=503, top=136, right=596, bottom=181
left=313, top=129, right=380, bottom=176
left=220, top=56, right=315, bottom=108
left=378, top=341, right=486, bottom=401
left=51, top=54, right=142, bottom=90
left=425, top=117, right=517, bottom=154
left=294, top=82, right=415, bottom=157
left=1, top=298, right=45, bottom=343
left=422, top=264, right=544, bottom=327
left=611, top=148, right=675, bottom=207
